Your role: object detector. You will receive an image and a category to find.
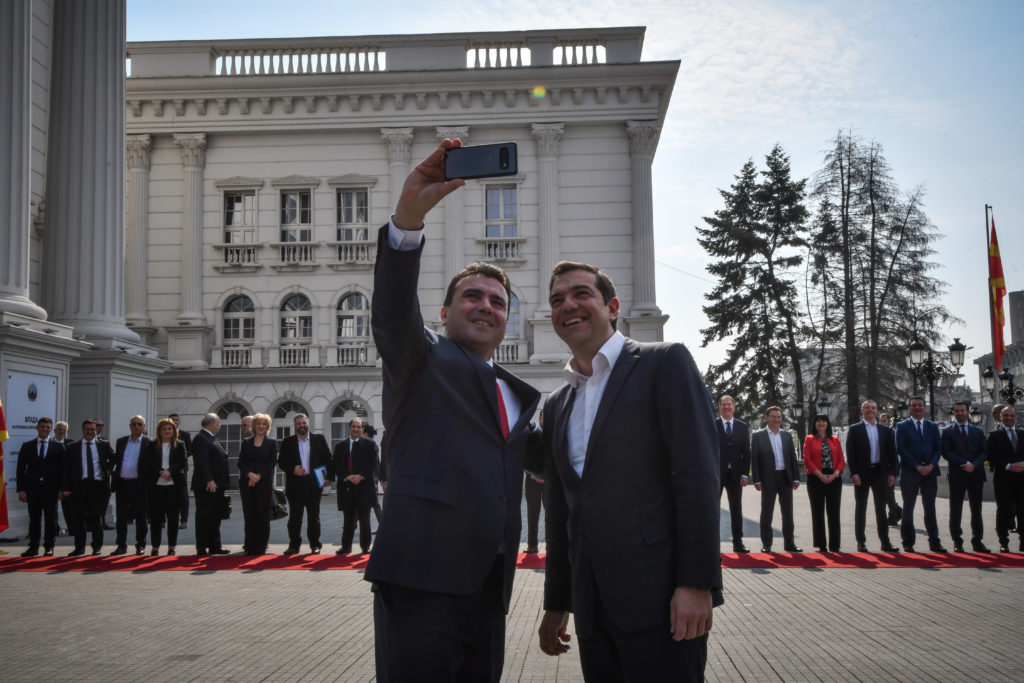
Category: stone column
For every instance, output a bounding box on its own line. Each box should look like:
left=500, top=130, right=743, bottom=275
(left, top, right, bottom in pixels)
left=436, top=126, right=469, bottom=284
left=0, top=0, right=47, bottom=320
left=626, top=120, right=662, bottom=316
left=42, top=0, right=139, bottom=343
left=529, top=123, right=568, bottom=363
left=173, top=133, right=207, bottom=325
left=125, top=134, right=153, bottom=333
left=381, top=128, right=414, bottom=216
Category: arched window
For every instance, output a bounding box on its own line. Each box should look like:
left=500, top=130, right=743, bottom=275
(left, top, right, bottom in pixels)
left=330, top=399, right=370, bottom=445
left=223, top=295, right=255, bottom=344
left=215, top=401, right=250, bottom=488
left=273, top=400, right=310, bottom=440
left=337, top=293, right=370, bottom=340
left=280, top=294, right=312, bottom=341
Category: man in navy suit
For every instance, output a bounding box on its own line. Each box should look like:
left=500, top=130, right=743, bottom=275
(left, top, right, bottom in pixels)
left=751, top=406, right=802, bottom=553
left=847, top=400, right=900, bottom=553
left=61, top=419, right=114, bottom=555
left=191, top=413, right=230, bottom=556
left=111, top=415, right=151, bottom=555
left=332, top=417, right=377, bottom=554
left=15, top=417, right=63, bottom=557
left=539, top=261, right=722, bottom=682
left=941, top=401, right=990, bottom=553
left=988, top=404, right=1024, bottom=552
left=895, top=396, right=947, bottom=552
left=717, top=395, right=751, bottom=553
left=365, top=139, right=541, bottom=682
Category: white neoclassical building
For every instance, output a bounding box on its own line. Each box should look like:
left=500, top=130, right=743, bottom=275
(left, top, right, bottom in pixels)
left=1, top=1, right=678, bottom=483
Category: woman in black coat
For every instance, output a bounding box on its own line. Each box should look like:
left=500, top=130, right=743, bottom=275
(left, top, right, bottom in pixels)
left=142, top=418, right=188, bottom=555
left=238, top=413, right=277, bottom=556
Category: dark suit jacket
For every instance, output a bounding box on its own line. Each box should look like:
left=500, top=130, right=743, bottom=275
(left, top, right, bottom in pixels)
left=846, top=421, right=898, bottom=478
left=16, top=438, right=63, bottom=494
left=61, top=439, right=113, bottom=493
left=140, top=440, right=189, bottom=489
left=988, top=426, right=1024, bottom=474
left=543, top=336, right=723, bottom=637
left=190, top=429, right=229, bottom=492
left=751, top=429, right=800, bottom=489
left=896, top=419, right=942, bottom=476
left=112, top=435, right=151, bottom=490
left=178, top=429, right=193, bottom=475
left=333, top=437, right=378, bottom=509
left=716, top=417, right=750, bottom=480
left=941, top=422, right=987, bottom=484
left=364, top=224, right=541, bottom=610
left=277, top=433, right=332, bottom=496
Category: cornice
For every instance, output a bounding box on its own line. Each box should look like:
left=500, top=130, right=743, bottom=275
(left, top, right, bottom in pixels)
left=214, top=176, right=264, bottom=189
left=326, top=174, right=378, bottom=187
left=270, top=174, right=321, bottom=188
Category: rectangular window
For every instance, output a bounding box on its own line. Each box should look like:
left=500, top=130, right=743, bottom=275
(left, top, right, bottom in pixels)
left=224, top=317, right=255, bottom=341
left=485, top=185, right=517, bottom=238
left=281, top=316, right=313, bottom=340
left=280, top=190, right=312, bottom=242
left=224, top=191, right=256, bottom=243
left=336, top=189, right=369, bottom=241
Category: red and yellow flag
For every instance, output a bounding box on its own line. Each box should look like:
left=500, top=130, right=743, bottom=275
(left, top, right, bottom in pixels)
left=0, top=396, right=9, bottom=533
left=989, top=218, right=1007, bottom=371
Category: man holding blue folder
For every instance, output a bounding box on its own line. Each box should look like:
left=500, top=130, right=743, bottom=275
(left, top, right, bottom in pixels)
left=277, top=413, right=333, bottom=554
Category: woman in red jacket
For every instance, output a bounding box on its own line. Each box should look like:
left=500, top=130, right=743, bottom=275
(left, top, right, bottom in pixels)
left=803, top=414, right=846, bottom=553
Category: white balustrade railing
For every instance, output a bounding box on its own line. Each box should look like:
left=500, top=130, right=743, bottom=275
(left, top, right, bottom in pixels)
left=214, top=243, right=261, bottom=267
left=279, top=345, right=310, bottom=367
left=221, top=346, right=252, bottom=368
left=328, top=240, right=376, bottom=265
left=336, top=343, right=369, bottom=366
left=479, top=237, right=526, bottom=262
left=272, top=241, right=318, bottom=267
left=494, top=340, right=528, bottom=364
left=216, top=47, right=385, bottom=75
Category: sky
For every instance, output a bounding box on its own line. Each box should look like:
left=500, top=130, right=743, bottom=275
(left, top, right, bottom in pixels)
left=127, top=0, right=1024, bottom=392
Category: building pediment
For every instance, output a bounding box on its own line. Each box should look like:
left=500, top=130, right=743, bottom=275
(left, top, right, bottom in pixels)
left=270, top=175, right=321, bottom=188
left=214, top=176, right=264, bottom=189
left=327, top=174, right=378, bottom=187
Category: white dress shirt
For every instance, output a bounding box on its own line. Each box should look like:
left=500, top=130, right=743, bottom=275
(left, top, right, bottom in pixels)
left=121, top=437, right=143, bottom=479
left=562, top=331, right=626, bottom=478
left=864, top=421, right=880, bottom=464
left=767, top=428, right=786, bottom=470
left=298, top=435, right=311, bottom=473
left=157, top=442, right=173, bottom=486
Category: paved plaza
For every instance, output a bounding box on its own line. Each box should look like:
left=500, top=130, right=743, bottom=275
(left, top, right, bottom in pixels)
left=1, top=484, right=1022, bottom=681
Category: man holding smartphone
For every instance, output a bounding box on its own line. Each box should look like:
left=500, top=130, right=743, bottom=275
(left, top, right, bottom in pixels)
left=365, top=139, right=541, bottom=682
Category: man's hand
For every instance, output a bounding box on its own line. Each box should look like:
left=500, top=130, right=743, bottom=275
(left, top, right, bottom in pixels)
left=740, top=475, right=748, bottom=487
left=918, top=464, right=934, bottom=476
left=852, top=474, right=862, bottom=486
left=293, top=465, right=305, bottom=477
left=160, top=470, right=172, bottom=481
left=669, top=587, right=713, bottom=641
left=392, top=139, right=466, bottom=230
left=792, top=481, right=800, bottom=490
left=350, top=474, right=363, bottom=485
left=963, top=463, right=975, bottom=473
left=206, top=480, right=217, bottom=493
left=538, top=610, right=571, bottom=655
left=754, top=483, right=762, bottom=491
left=18, top=491, right=27, bottom=503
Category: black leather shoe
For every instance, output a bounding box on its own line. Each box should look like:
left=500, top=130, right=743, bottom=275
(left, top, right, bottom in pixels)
left=20, top=548, right=39, bottom=557
left=760, top=546, right=772, bottom=553
left=310, top=545, right=322, bottom=554
left=44, top=549, right=54, bottom=557
left=880, top=543, right=900, bottom=553
left=136, top=545, right=145, bottom=555
left=902, top=544, right=915, bottom=553
left=209, top=548, right=230, bottom=555
left=196, top=551, right=209, bottom=557
left=336, top=547, right=351, bottom=555
left=733, top=543, right=751, bottom=553
left=91, top=548, right=102, bottom=556
left=167, top=547, right=176, bottom=556
left=953, top=541, right=965, bottom=553
left=784, top=545, right=803, bottom=553
left=151, top=548, right=160, bottom=556
left=929, top=543, right=948, bottom=553
left=526, top=545, right=539, bottom=554
left=999, top=543, right=1010, bottom=553
left=1019, top=538, right=1023, bottom=552
left=856, top=543, right=869, bottom=553
left=283, top=546, right=299, bottom=556
left=972, top=542, right=991, bottom=553
left=816, top=546, right=828, bottom=554
left=110, top=545, right=128, bottom=556
left=67, top=548, right=85, bottom=557
left=360, top=547, right=371, bottom=554
left=102, top=523, right=115, bottom=531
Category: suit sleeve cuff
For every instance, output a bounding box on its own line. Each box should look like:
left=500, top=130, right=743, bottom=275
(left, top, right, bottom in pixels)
left=387, top=216, right=425, bottom=251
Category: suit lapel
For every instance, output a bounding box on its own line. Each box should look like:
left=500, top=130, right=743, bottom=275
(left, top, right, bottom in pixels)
left=583, top=339, right=640, bottom=465
left=557, top=386, right=581, bottom=484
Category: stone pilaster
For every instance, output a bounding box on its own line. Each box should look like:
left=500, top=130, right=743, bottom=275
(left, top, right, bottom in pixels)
left=172, top=132, right=207, bottom=325
left=125, top=134, right=153, bottom=335
left=42, top=0, right=139, bottom=343
left=626, top=120, right=662, bottom=316
left=381, top=127, right=413, bottom=215
left=436, top=126, right=469, bottom=285
left=0, top=0, right=48, bottom=320
left=529, top=123, right=568, bottom=364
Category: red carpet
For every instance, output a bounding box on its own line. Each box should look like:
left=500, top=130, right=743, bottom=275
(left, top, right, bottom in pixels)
left=0, top=551, right=1021, bottom=573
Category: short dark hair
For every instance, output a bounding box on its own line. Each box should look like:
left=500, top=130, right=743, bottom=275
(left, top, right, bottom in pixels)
left=765, top=406, right=782, bottom=417
left=37, top=417, right=53, bottom=426
left=443, top=263, right=512, bottom=311
left=953, top=400, right=970, bottom=410
left=169, top=413, right=180, bottom=419
left=82, top=419, right=97, bottom=429
left=548, top=261, right=618, bottom=330
left=909, top=396, right=926, bottom=405
left=813, top=413, right=833, bottom=438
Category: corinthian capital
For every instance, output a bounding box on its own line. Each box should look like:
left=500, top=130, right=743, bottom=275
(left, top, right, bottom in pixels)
left=436, top=126, right=469, bottom=143
left=531, top=123, right=564, bottom=157
left=126, top=134, right=153, bottom=170
left=380, top=127, right=414, bottom=164
left=173, top=133, right=207, bottom=168
left=626, top=121, right=660, bottom=158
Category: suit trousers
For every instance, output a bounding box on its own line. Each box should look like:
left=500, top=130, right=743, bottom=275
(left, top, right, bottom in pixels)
left=71, top=479, right=106, bottom=552
left=948, top=475, right=985, bottom=544
left=994, top=470, right=1024, bottom=544
left=241, top=482, right=272, bottom=554
left=147, top=485, right=180, bottom=548
left=373, top=555, right=506, bottom=683
left=25, top=489, right=59, bottom=550
left=760, top=470, right=795, bottom=548
left=900, top=471, right=939, bottom=546
left=285, top=478, right=322, bottom=548
left=524, top=476, right=544, bottom=548
left=853, top=466, right=893, bottom=545
left=807, top=475, right=842, bottom=551
left=577, top=588, right=708, bottom=683
left=194, top=489, right=225, bottom=553
left=720, top=468, right=745, bottom=542
left=114, top=478, right=148, bottom=547
left=342, top=503, right=373, bottom=552
left=179, top=485, right=190, bottom=523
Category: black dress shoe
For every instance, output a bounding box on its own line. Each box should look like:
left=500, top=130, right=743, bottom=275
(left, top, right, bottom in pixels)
left=136, top=545, right=145, bottom=555
left=360, top=547, right=371, bottom=554
left=972, top=542, right=991, bottom=553
left=196, top=551, right=209, bottom=557
left=856, top=544, right=869, bottom=553
left=283, top=546, right=299, bottom=556
left=110, top=545, right=128, bottom=556
left=526, top=545, right=539, bottom=554
left=999, top=543, right=1010, bottom=553
left=733, top=543, right=751, bottom=553
left=784, top=545, right=803, bottom=553
left=816, top=546, right=828, bottom=554
left=760, top=546, right=772, bottom=553
left=929, top=543, right=948, bottom=553
left=67, top=548, right=85, bottom=557
left=310, top=545, right=322, bottom=554
left=902, top=544, right=915, bottom=553
left=336, top=547, right=351, bottom=555
left=209, top=548, right=230, bottom=555
left=102, top=523, right=115, bottom=530
left=20, top=548, right=39, bottom=557
left=44, top=549, right=54, bottom=557
left=91, top=548, right=102, bottom=556
left=880, top=543, right=900, bottom=553
left=953, top=541, right=965, bottom=553
left=151, top=548, right=160, bottom=556
left=167, top=547, right=176, bottom=556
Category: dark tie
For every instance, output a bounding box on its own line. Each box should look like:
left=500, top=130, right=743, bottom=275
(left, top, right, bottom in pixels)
left=39, top=440, right=46, bottom=460
left=496, top=383, right=510, bottom=439
left=86, top=441, right=95, bottom=480
left=725, top=421, right=732, bottom=435
left=917, top=421, right=923, bottom=437
left=1010, top=429, right=1018, bottom=448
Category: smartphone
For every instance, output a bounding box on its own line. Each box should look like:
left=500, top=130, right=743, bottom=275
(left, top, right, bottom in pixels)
left=443, top=142, right=518, bottom=181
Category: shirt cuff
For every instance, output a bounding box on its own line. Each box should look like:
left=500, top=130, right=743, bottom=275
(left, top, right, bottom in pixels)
left=387, top=216, right=425, bottom=251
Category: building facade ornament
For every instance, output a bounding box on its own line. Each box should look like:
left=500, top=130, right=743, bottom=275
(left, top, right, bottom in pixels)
left=626, top=120, right=660, bottom=158
left=531, top=122, right=564, bottom=157
left=380, top=127, right=414, bottom=164
left=126, top=134, right=152, bottom=170
left=173, top=132, right=207, bottom=168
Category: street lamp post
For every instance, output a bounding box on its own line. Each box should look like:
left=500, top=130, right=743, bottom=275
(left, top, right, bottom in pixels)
left=905, top=337, right=966, bottom=420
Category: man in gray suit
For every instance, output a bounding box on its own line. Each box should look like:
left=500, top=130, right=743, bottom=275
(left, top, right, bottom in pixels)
left=751, top=406, right=802, bottom=553
left=538, top=261, right=722, bottom=682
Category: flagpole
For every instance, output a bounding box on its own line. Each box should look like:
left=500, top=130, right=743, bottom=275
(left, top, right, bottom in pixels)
left=986, top=204, right=997, bottom=371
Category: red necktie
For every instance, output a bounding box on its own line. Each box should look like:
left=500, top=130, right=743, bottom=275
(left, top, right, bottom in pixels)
left=496, top=384, right=510, bottom=439
left=961, top=425, right=968, bottom=446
